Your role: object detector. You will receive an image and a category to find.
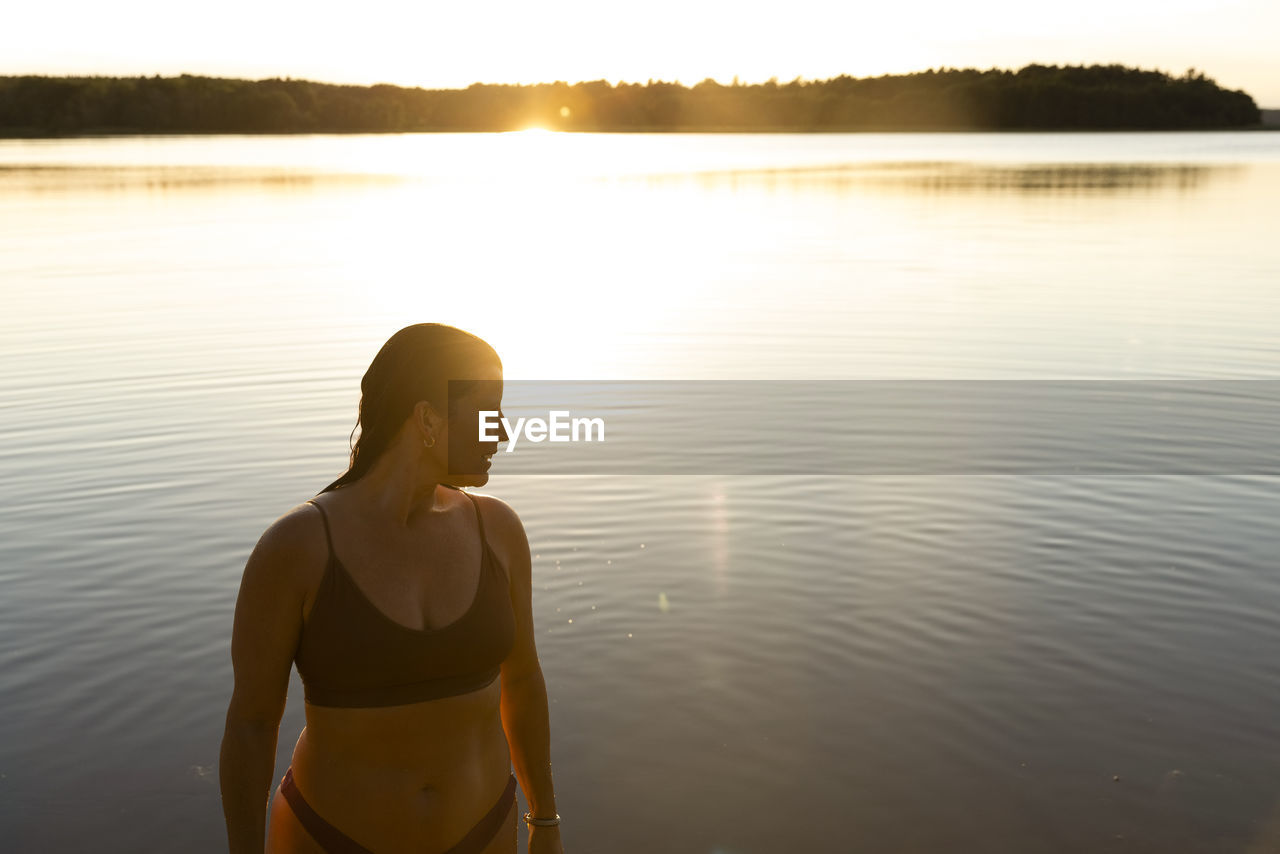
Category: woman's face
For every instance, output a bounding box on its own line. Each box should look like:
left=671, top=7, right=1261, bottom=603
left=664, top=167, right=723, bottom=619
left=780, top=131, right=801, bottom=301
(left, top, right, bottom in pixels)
left=441, top=363, right=507, bottom=487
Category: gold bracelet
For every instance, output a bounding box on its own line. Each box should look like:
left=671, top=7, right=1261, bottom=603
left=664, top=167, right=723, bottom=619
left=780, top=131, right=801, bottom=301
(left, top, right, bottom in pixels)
left=523, top=811, right=561, bottom=827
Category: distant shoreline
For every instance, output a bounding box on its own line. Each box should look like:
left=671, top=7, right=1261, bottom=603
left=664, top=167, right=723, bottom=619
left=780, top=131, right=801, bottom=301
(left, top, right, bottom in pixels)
left=3, top=126, right=1278, bottom=140
left=1, top=65, right=1263, bottom=136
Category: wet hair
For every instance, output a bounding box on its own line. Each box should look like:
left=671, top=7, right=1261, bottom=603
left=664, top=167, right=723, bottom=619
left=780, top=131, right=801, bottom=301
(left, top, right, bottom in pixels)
left=319, top=323, right=501, bottom=493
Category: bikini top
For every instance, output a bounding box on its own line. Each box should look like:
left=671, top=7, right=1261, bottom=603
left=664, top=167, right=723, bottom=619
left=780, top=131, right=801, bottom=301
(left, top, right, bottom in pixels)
left=294, top=486, right=516, bottom=708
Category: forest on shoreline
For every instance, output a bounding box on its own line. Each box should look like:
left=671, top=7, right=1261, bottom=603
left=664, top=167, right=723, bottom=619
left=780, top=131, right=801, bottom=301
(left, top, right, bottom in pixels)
left=0, top=64, right=1262, bottom=135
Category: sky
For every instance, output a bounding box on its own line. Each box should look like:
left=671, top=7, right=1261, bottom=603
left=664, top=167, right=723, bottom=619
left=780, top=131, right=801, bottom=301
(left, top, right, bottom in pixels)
left=4, top=0, right=1278, bottom=106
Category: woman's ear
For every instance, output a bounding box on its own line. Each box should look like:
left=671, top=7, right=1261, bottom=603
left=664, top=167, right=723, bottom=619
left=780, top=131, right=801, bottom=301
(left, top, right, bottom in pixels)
left=414, top=399, right=444, bottom=438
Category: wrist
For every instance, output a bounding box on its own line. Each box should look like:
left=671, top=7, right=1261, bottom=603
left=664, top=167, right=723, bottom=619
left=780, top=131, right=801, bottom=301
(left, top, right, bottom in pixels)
left=523, top=809, right=561, bottom=827
left=529, top=821, right=561, bottom=833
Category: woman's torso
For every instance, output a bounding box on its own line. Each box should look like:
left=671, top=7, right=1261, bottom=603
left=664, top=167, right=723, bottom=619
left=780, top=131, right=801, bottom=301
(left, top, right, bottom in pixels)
left=281, top=485, right=516, bottom=852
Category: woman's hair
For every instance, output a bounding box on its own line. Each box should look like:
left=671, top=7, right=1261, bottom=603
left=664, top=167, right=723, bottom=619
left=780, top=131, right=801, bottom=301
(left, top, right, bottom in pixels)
left=319, top=324, right=501, bottom=493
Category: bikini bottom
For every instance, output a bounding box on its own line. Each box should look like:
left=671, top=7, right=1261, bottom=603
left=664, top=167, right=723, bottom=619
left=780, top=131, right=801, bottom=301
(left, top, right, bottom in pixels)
left=280, top=766, right=517, bottom=854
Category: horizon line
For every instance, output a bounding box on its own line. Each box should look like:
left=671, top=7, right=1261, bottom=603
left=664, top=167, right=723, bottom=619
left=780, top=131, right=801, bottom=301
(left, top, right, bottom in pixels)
left=0, top=62, right=1255, bottom=95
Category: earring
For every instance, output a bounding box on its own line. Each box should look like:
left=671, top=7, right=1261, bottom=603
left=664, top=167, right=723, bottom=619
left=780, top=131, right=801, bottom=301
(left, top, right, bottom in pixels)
left=423, top=436, right=436, bottom=449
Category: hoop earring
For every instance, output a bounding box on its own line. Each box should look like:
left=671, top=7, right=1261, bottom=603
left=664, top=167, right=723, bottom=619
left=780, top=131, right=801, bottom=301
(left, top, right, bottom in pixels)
left=423, top=436, right=436, bottom=449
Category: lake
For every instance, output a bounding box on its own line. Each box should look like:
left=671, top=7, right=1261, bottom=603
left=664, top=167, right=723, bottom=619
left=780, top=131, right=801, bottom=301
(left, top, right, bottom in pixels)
left=1, top=131, right=1278, bottom=853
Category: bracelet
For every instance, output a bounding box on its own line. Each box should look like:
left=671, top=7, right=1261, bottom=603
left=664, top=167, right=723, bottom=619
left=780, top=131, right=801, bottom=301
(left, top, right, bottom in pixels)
left=523, top=811, right=561, bottom=827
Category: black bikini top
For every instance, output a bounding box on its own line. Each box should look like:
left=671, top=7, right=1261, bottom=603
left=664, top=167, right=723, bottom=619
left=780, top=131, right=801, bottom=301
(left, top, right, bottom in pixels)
left=294, top=487, right=516, bottom=708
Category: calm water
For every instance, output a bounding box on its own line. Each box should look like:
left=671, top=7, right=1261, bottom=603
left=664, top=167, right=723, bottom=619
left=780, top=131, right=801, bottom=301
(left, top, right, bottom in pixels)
left=1, top=132, right=1279, bottom=853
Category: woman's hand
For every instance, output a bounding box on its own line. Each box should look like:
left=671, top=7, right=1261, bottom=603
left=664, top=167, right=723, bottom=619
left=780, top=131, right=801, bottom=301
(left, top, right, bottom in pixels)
left=528, top=823, right=564, bottom=854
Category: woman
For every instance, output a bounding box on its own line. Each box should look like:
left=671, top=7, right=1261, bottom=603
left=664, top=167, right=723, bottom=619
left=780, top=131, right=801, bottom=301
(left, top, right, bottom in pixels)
left=219, top=324, right=564, bottom=854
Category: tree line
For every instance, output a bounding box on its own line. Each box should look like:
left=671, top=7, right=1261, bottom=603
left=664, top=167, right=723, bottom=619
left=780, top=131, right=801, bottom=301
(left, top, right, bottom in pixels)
left=0, top=64, right=1261, bottom=135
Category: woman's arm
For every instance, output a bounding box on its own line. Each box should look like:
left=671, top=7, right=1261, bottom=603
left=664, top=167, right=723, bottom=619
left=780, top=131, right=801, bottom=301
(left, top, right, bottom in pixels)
left=219, top=717, right=279, bottom=854
left=483, top=495, right=563, bottom=853
left=219, top=509, right=313, bottom=854
left=501, top=668, right=561, bottom=852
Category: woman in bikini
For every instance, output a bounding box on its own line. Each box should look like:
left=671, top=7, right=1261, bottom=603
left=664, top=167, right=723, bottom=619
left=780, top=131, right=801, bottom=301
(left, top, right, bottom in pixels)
left=219, top=323, right=564, bottom=854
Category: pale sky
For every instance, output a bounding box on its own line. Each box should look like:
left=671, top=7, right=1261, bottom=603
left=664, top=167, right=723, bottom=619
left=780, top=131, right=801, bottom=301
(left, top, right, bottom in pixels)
left=5, top=0, right=1279, bottom=106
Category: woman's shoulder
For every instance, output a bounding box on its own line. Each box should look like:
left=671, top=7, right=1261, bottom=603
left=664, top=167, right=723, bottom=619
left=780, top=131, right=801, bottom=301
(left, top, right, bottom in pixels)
left=468, top=491, right=526, bottom=540
left=246, top=499, right=333, bottom=592
left=466, top=491, right=530, bottom=578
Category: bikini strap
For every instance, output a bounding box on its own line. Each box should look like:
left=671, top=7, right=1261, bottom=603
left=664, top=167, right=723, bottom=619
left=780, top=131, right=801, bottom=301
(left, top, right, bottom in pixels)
left=460, top=489, right=488, bottom=544
left=441, top=486, right=497, bottom=570
left=306, top=499, right=335, bottom=557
